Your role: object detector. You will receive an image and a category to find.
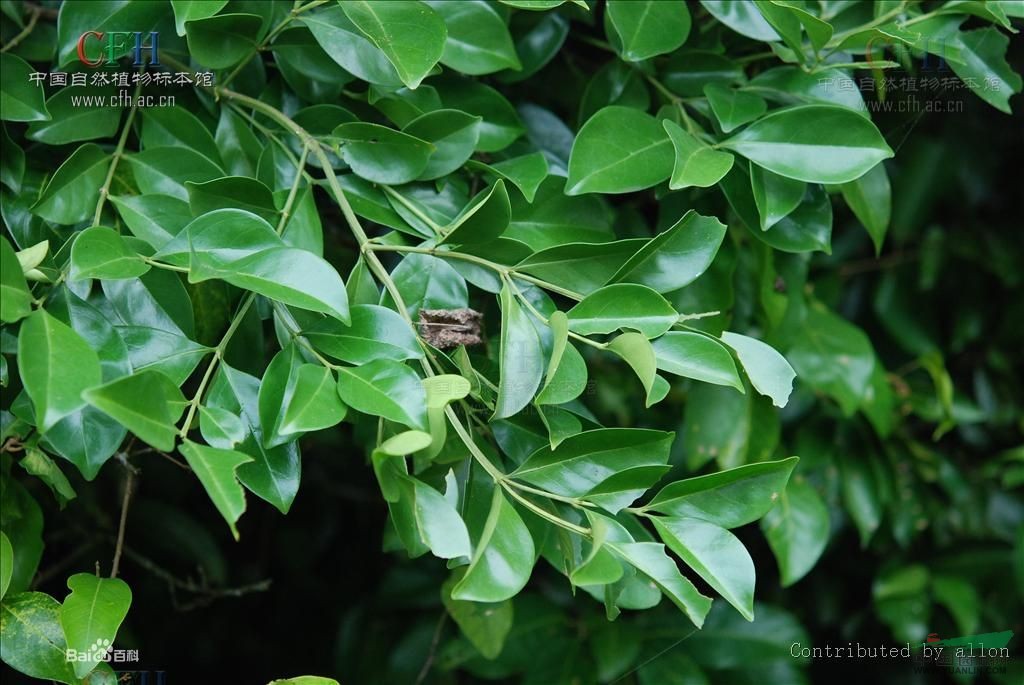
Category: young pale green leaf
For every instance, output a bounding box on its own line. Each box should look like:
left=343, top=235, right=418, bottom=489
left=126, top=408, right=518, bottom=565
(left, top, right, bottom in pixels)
left=421, top=374, right=471, bottom=459
left=493, top=283, right=545, bottom=419
left=572, top=516, right=625, bottom=587
left=339, top=0, right=447, bottom=89
left=612, top=210, right=728, bottom=292
left=451, top=489, right=534, bottom=602
left=0, top=54, right=49, bottom=122
left=18, top=309, right=102, bottom=432
left=787, top=306, right=875, bottom=415
left=567, top=284, right=678, bottom=338
left=19, top=448, right=76, bottom=504
left=607, top=332, right=659, bottom=407
left=60, top=573, right=132, bottom=679
left=179, top=439, right=254, bottom=540
left=566, top=106, right=674, bottom=195
left=761, top=479, right=830, bottom=586
left=441, top=573, right=514, bottom=660
left=171, top=0, right=228, bottom=36
left=31, top=144, right=109, bottom=224
left=647, top=457, right=799, bottom=527
left=0, top=532, right=12, bottom=600
left=652, top=331, right=744, bottom=391
left=185, top=13, right=262, bottom=69
left=334, top=122, right=434, bottom=185
left=720, top=331, right=796, bottom=408
left=512, top=428, right=673, bottom=497
left=406, top=476, right=472, bottom=559
left=337, top=359, right=427, bottom=430
left=606, top=0, right=691, bottom=61
left=663, top=119, right=735, bottom=189
left=839, top=162, right=890, bottom=254
left=427, top=0, right=521, bottom=75
left=306, top=304, right=421, bottom=365
left=1, top=236, right=32, bottom=323
left=69, top=227, right=150, bottom=281
left=84, top=370, right=186, bottom=452
left=607, top=541, right=713, bottom=627
left=704, top=83, right=767, bottom=133
left=721, top=105, right=894, bottom=184
left=751, top=163, right=805, bottom=231
left=653, top=517, right=756, bottom=621
left=442, top=180, right=511, bottom=245
left=0, top=592, right=77, bottom=684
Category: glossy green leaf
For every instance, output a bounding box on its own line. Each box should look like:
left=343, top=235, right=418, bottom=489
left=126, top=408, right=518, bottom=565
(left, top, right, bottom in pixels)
left=69, top=227, right=150, bottom=281
left=60, top=573, right=131, bottom=678
left=171, top=0, right=228, bottom=35
left=441, top=573, right=513, bottom=659
left=25, top=85, right=121, bottom=145
left=337, top=359, right=427, bottom=430
left=178, top=439, right=253, bottom=540
left=607, top=541, right=712, bottom=627
left=306, top=304, right=421, bottom=365
left=109, top=194, right=192, bottom=251
left=704, top=83, right=767, bottom=133
left=127, top=147, right=224, bottom=202
left=700, top=0, right=780, bottom=41
left=187, top=177, right=277, bottom=224
left=751, top=164, right=805, bottom=230
left=428, top=0, right=521, bottom=74
left=199, top=405, right=246, bottom=449
left=567, top=284, right=678, bottom=338
left=185, top=13, right=262, bottom=69
left=0, top=592, right=77, bottom=684
left=339, top=0, right=447, bottom=89
left=949, top=27, right=1023, bottom=114
left=652, top=331, right=744, bottom=391
left=787, top=306, right=875, bottom=415
left=141, top=106, right=222, bottom=167
left=608, top=332, right=659, bottom=406
left=83, top=370, right=186, bottom=452
left=721, top=105, right=894, bottom=184
left=516, top=239, right=643, bottom=295
left=334, top=122, right=433, bottom=185
left=303, top=6, right=403, bottom=87
left=31, top=144, right=109, bottom=224
left=406, top=475, right=472, bottom=559
left=0, top=236, right=32, bottom=323
left=384, top=252, right=468, bottom=318
left=0, top=533, right=12, bottom=600
left=566, top=106, right=674, bottom=195
left=606, top=0, right=691, bottom=61
left=403, top=109, right=481, bottom=180
left=451, top=489, right=534, bottom=602
left=18, top=309, right=102, bottom=432
left=663, top=119, right=735, bottom=189
left=436, top=76, right=524, bottom=152
left=493, top=283, right=545, bottom=419
left=761, top=479, right=829, bottom=586
left=653, top=517, right=755, bottom=620
left=469, top=153, right=548, bottom=202
left=442, top=180, right=511, bottom=245
left=839, top=162, right=890, bottom=254
left=648, top=457, right=799, bottom=527
left=720, top=331, right=796, bottom=408
left=612, top=210, right=728, bottom=292
left=0, top=54, right=49, bottom=122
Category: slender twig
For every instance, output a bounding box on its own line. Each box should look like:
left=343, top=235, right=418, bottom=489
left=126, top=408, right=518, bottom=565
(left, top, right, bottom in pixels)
left=414, top=612, right=447, bottom=685
left=0, top=7, right=40, bottom=53
left=94, top=77, right=145, bottom=227
left=110, top=467, right=136, bottom=578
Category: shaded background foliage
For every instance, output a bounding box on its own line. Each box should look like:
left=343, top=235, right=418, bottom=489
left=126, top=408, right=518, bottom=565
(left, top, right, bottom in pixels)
left=1, top=1, right=1022, bottom=684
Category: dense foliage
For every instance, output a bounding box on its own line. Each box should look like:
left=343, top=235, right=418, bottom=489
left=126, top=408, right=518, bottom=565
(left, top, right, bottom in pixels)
left=1, top=1, right=1022, bottom=683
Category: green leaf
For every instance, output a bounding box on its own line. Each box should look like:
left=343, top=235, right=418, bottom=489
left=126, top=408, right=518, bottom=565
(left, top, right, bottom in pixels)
left=720, top=105, right=894, bottom=184
left=839, top=452, right=883, bottom=547
left=608, top=332, right=659, bottom=407
left=403, top=109, right=481, bottom=180
left=155, top=207, right=279, bottom=267
left=31, top=144, right=109, bottom=224
left=1, top=236, right=32, bottom=323
left=25, top=85, right=121, bottom=145
left=190, top=246, right=350, bottom=323
left=69, top=227, right=150, bottom=281
left=334, top=122, right=434, bottom=185
left=428, top=0, right=521, bottom=75
left=567, top=284, right=678, bottom=338
left=442, top=180, right=511, bottom=245
left=185, top=13, right=262, bottom=69
left=187, top=176, right=278, bottom=224
left=720, top=331, right=796, bottom=408
left=606, top=0, right=691, bottom=61
left=787, top=306, right=874, bottom=415
left=704, top=83, right=767, bottom=133
left=653, top=517, right=755, bottom=621
left=339, top=0, right=447, bottom=89
left=0, top=533, right=12, bottom=600
left=949, top=26, right=1023, bottom=114
left=84, top=370, right=186, bottom=452
left=451, top=489, right=534, bottom=602
left=171, top=0, right=228, bottom=35
left=761, top=478, right=829, bottom=586
left=179, top=439, right=253, bottom=540
left=839, top=162, right=890, bottom=254
left=647, top=457, right=799, bottom=527
left=0, top=54, right=49, bottom=122
left=536, top=312, right=588, bottom=405
left=405, top=475, right=472, bottom=559
left=652, top=331, right=743, bottom=391
left=306, top=304, right=421, bottom=365
left=612, top=210, right=728, bottom=292
left=516, top=239, right=643, bottom=295
left=436, top=76, right=524, bottom=152
left=18, top=309, right=102, bottom=432
left=700, top=0, right=780, bottom=41
left=19, top=448, right=76, bottom=504
left=337, top=359, right=427, bottom=430
left=441, top=573, right=514, bottom=660
left=607, top=541, right=712, bottom=627
left=303, top=6, right=403, bottom=87
left=127, top=147, right=224, bottom=201
left=59, top=574, right=131, bottom=678
left=512, top=428, right=673, bottom=497
left=493, top=283, right=545, bottom=419
left=0, top=592, right=77, bottom=684
left=384, top=252, right=468, bottom=318
left=663, top=119, right=735, bottom=189
left=265, top=355, right=347, bottom=445
left=469, top=153, right=548, bottom=202
left=566, top=106, right=674, bottom=195
left=141, top=106, right=222, bottom=168
left=199, top=405, right=246, bottom=449
left=110, top=194, right=192, bottom=251
left=751, top=164, right=805, bottom=231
